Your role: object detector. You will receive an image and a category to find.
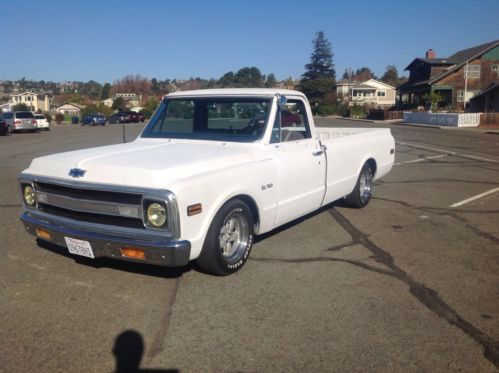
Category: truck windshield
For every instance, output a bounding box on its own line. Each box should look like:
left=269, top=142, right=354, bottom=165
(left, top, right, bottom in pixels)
left=141, top=97, right=271, bottom=142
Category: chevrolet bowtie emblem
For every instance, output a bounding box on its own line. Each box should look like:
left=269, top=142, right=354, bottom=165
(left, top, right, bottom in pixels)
left=68, top=168, right=86, bottom=178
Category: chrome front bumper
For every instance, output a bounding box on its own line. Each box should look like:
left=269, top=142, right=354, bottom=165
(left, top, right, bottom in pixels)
left=21, top=212, right=191, bottom=267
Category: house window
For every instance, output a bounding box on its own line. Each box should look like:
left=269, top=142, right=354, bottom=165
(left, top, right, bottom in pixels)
left=465, top=64, right=480, bottom=79
left=377, top=91, right=386, bottom=97
left=493, top=64, right=498, bottom=74
left=457, top=90, right=465, bottom=102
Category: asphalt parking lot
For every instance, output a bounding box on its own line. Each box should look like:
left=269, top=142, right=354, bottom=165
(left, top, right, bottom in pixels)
left=1, top=120, right=498, bottom=372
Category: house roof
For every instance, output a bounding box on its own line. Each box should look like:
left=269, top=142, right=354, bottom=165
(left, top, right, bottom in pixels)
left=405, top=58, right=455, bottom=70
left=56, top=103, right=81, bottom=110
left=469, top=83, right=499, bottom=101
left=447, top=40, right=499, bottom=64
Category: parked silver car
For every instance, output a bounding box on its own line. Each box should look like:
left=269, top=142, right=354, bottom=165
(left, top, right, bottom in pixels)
left=3, top=111, right=38, bottom=133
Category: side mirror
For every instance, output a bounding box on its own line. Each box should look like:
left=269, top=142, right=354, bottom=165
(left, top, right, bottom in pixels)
left=277, top=95, right=287, bottom=107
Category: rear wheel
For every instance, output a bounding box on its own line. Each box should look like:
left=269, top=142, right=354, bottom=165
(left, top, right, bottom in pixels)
left=344, top=162, right=374, bottom=208
left=197, top=199, right=254, bottom=276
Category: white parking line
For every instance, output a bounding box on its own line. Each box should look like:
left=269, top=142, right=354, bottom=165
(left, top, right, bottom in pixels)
left=397, top=142, right=499, bottom=163
left=394, top=154, right=447, bottom=166
left=449, top=187, right=499, bottom=208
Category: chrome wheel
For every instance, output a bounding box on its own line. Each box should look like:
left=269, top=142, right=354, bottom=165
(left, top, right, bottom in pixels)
left=359, top=167, right=373, bottom=204
left=219, top=213, right=249, bottom=260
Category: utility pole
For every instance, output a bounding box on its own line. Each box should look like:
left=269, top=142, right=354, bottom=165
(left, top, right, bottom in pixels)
left=347, top=67, right=352, bottom=103
left=464, top=62, right=468, bottom=111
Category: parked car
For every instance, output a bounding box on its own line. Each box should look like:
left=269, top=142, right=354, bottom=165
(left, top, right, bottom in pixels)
left=3, top=111, right=37, bottom=133
left=0, top=114, right=8, bottom=136
left=108, top=112, right=131, bottom=124
left=137, top=112, right=145, bottom=122
left=82, top=114, right=106, bottom=126
left=124, top=111, right=140, bottom=123
left=34, top=114, right=50, bottom=130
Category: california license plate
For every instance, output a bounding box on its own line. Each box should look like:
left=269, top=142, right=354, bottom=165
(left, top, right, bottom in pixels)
left=64, top=237, right=95, bottom=258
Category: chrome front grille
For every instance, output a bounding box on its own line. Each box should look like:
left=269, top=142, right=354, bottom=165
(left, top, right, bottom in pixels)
left=32, top=181, right=146, bottom=229
left=19, top=175, right=181, bottom=239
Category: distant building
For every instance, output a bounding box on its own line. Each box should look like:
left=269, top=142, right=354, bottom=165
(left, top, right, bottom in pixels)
left=9, top=92, right=52, bottom=112
left=398, top=40, right=499, bottom=110
left=55, top=103, right=81, bottom=115
left=114, top=93, right=142, bottom=108
left=335, top=79, right=396, bottom=107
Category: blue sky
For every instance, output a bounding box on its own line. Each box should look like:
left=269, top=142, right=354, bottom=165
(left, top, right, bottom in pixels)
left=1, top=0, right=498, bottom=83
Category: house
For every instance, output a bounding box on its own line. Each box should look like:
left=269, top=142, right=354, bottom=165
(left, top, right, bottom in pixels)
left=9, top=92, right=52, bottom=112
left=335, top=79, right=396, bottom=107
left=398, top=40, right=499, bottom=110
left=55, top=103, right=81, bottom=115
left=114, top=93, right=142, bottom=108
left=469, top=83, right=499, bottom=112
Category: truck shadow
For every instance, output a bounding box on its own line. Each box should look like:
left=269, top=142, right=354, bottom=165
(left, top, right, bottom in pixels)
left=36, top=239, right=192, bottom=279
left=255, top=200, right=344, bottom=243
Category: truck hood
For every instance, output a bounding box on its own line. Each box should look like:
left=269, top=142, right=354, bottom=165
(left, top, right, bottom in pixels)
left=24, top=139, right=255, bottom=189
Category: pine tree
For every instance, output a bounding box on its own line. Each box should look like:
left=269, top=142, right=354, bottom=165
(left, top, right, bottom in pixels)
left=299, top=31, right=336, bottom=104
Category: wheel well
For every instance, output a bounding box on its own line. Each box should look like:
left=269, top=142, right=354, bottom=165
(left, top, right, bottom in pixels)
left=226, top=195, right=259, bottom=229
left=366, top=158, right=377, bottom=177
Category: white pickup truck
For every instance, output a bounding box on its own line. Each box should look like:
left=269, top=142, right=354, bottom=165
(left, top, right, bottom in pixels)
left=19, top=89, right=394, bottom=275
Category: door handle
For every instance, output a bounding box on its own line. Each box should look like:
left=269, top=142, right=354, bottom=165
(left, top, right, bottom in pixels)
left=312, top=150, right=324, bottom=156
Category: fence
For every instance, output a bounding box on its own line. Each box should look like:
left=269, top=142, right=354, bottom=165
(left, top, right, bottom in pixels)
left=480, top=113, right=499, bottom=126
left=367, top=109, right=403, bottom=121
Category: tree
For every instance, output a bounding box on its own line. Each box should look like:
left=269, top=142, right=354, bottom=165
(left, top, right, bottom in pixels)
left=234, top=67, right=264, bottom=87
left=380, top=65, right=399, bottom=87
left=218, top=72, right=236, bottom=87
left=12, top=103, right=30, bottom=111
left=112, top=97, right=126, bottom=111
left=299, top=31, right=336, bottom=104
left=100, top=83, right=111, bottom=100
left=342, top=69, right=350, bottom=80
left=139, top=97, right=160, bottom=118
left=265, top=73, right=277, bottom=88
left=112, top=75, right=151, bottom=95
left=423, top=91, right=442, bottom=111
left=353, top=67, right=375, bottom=82
left=79, top=80, right=102, bottom=99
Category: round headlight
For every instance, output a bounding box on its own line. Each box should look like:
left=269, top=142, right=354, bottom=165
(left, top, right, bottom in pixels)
left=146, top=202, right=167, bottom=228
left=23, top=185, right=36, bottom=206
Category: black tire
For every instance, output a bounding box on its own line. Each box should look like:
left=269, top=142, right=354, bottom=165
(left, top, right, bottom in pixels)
left=344, top=162, right=374, bottom=208
left=197, top=199, right=254, bottom=276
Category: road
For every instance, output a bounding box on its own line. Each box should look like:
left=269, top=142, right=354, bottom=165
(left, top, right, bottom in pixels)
left=1, top=120, right=498, bottom=372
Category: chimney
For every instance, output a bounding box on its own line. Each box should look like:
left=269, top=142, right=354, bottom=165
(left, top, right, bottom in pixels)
left=426, top=49, right=436, bottom=59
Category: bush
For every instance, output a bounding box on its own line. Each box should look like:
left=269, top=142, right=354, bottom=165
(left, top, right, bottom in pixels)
left=12, top=103, right=30, bottom=112
left=44, top=112, right=52, bottom=123
left=349, top=105, right=367, bottom=118
left=55, top=113, right=65, bottom=124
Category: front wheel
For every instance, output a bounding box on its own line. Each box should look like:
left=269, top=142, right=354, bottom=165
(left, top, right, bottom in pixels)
left=344, top=162, right=374, bottom=208
left=197, top=199, right=254, bottom=275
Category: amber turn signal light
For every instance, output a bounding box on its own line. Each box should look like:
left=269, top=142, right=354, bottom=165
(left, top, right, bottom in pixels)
left=120, top=247, right=146, bottom=260
left=187, top=203, right=202, bottom=216
left=35, top=228, right=51, bottom=240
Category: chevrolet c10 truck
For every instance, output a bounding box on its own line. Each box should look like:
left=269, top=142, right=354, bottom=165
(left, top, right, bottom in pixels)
left=19, top=89, right=395, bottom=275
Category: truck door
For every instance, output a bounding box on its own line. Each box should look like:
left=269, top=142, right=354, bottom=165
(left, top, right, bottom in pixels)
left=270, top=99, right=326, bottom=226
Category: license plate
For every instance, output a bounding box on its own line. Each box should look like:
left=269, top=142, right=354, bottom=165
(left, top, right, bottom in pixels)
left=64, top=237, right=95, bottom=258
